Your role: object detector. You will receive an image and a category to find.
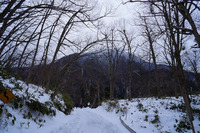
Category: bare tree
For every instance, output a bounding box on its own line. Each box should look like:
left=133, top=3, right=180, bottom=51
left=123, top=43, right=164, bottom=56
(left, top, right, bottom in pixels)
left=128, top=0, right=200, bottom=46
left=125, top=0, right=196, bottom=132
left=185, top=50, right=200, bottom=90
left=40, top=11, right=62, bottom=88
left=0, top=0, right=109, bottom=84
left=119, top=29, right=137, bottom=100
left=150, top=1, right=195, bottom=132
left=27, top=3, right=54, bottom=84
left=152, top=1, right=195, bottom=132
left=103, top=29, right=126, bottom=100
left=140, top=15, right=161, bottom=98
left=0, top=1, right=111, bottom=109
left=40, top=1, right=109, bottom=90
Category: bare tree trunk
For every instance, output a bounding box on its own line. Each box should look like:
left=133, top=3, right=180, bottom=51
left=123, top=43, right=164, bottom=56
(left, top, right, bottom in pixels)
left=109, top=75, right=115, bottom=100
left=141, top=16, right=161, bottom=98
left=164, top=2, right=195, bottom=132
left=176, top=52, right=195, bottom=133
left=97, top=78, right=101, bottom=104
left=119, top=30, right=136, bottom=100
left=148, top=53, right=152, bottom=97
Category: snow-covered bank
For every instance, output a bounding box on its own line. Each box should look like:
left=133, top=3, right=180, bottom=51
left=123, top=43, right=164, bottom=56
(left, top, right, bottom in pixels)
left=116, top=97, right=200, bottom=133
left=0, top=73, right=72, bottom=133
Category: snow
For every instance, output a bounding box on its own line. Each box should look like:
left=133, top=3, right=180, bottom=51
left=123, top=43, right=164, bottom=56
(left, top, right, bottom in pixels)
left=48, top=107, right=128, bottom=133
left=1, top=75, right=200, bottom=133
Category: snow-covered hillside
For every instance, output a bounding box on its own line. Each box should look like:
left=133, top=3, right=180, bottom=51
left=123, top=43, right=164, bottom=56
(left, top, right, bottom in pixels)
left=0, top=70, right=73, bottom=133
left=0, top=72, right=200, bottom=133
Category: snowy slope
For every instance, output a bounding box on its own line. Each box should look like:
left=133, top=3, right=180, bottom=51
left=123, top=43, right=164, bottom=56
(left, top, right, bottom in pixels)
left=118, top=97, right=200, bottom=133
left=0, top=74, right=69, bottom=133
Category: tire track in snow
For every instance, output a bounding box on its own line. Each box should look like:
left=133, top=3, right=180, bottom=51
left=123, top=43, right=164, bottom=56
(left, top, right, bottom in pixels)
left=120, top=116, right=136, bottom=133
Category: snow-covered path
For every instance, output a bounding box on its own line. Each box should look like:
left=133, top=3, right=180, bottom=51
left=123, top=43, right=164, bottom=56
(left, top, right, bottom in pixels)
left=48, top=107, right=129, bottom=133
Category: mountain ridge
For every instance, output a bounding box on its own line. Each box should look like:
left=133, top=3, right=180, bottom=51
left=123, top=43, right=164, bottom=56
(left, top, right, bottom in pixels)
left=16, top=52, right=199, bottom=107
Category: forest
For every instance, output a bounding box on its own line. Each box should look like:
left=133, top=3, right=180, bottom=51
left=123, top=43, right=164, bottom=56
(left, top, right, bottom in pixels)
left=0, top=0, right=200, bottom=132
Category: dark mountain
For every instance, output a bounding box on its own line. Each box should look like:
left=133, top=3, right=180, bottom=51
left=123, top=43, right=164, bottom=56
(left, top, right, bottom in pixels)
left=16, top=52, right=199, bottom=107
